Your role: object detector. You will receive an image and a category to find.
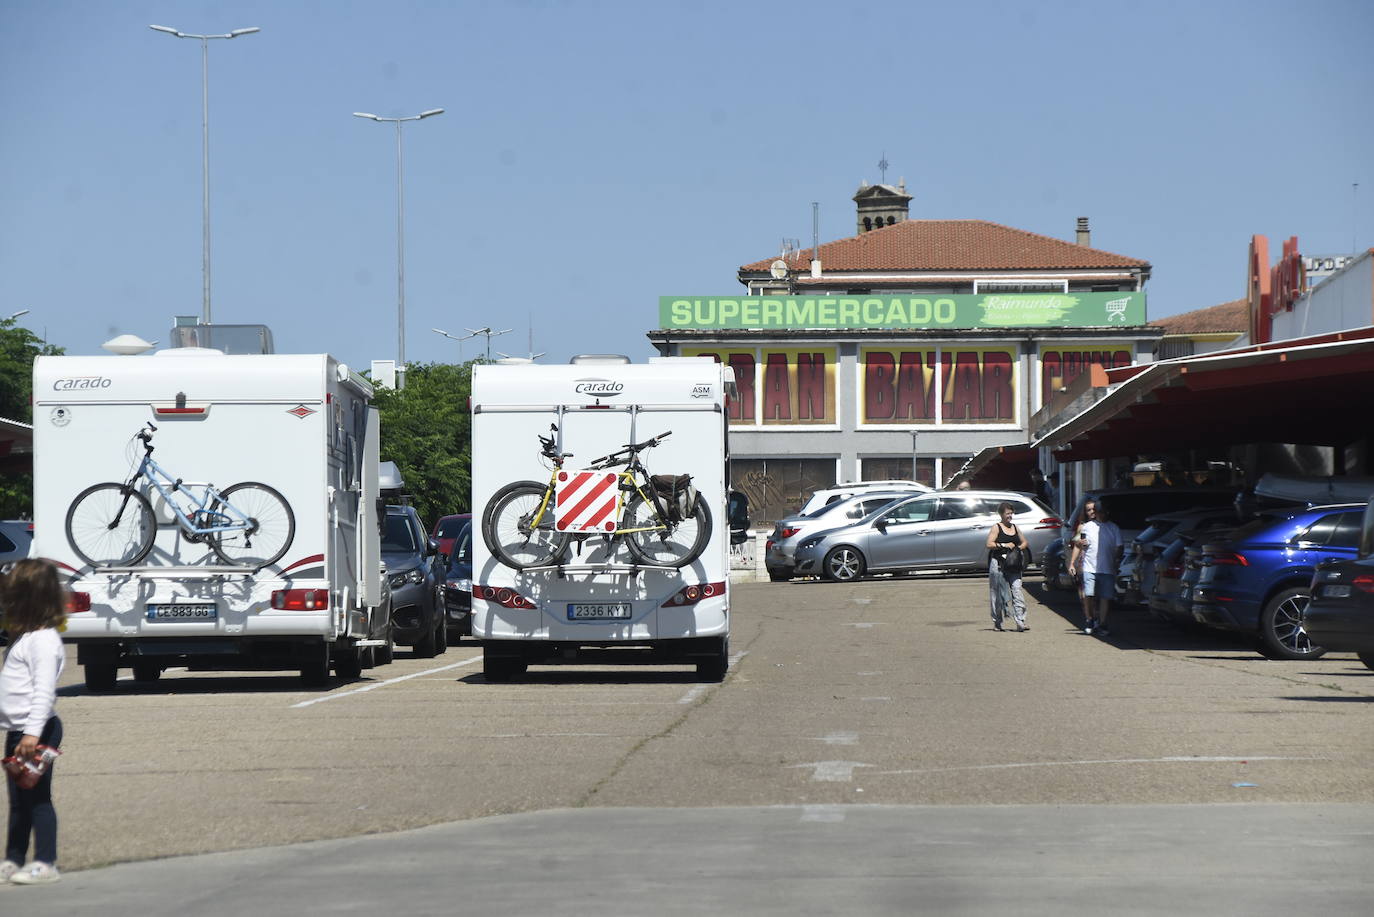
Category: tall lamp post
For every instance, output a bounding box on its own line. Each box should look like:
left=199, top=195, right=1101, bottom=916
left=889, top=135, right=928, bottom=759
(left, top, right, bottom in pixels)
left=432, top=326, right=475, bottom=363
left=354, top=108, right=444, bottom=390
left=149, top=24, right=260, bottom=326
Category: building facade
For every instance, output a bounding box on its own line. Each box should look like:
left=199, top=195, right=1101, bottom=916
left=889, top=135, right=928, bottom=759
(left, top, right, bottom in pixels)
left=649, top=184, right=1161, bottom=521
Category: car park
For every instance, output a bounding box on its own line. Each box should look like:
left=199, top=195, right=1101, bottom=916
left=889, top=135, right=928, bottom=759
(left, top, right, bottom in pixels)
left=792, top=490, right=1059, bottom=582
left=765, top=491, right=912, bottom=582
left=1125, top=509, right=1241, bottom=607
left=1191, top=503, right=1364, bottom=659
left=434, top=515, right=473, bottom=640
left=796, top=480, right=931, bottom=518
left=383, top=504, right=446, bottom=657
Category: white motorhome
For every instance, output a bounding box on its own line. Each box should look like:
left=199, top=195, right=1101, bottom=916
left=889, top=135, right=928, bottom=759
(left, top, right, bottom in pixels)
left=470, top=356, right=732, bottom=680
left=32, top=350, right=389, bottom=689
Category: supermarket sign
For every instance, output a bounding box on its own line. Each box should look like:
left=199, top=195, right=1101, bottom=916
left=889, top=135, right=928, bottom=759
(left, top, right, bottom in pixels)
left=659, top=292, right=1146, bottom=330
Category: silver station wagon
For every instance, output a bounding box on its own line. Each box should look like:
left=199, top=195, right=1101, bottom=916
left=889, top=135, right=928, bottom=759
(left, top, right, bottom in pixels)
left=791, top=491, right=1061, bottom=582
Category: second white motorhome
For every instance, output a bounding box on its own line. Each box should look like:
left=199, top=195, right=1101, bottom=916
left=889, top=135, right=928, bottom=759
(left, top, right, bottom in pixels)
left=470, top=356, right=732, bottom=680
left=33, top=350, right=390, bottom=689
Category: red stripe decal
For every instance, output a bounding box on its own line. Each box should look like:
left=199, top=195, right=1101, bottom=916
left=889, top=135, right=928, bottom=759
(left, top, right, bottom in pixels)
left=281, top=554, right=325, bottom=574
left=564, top=474, right=615, bottom=522
left=557, top=472, right=594, bottom=506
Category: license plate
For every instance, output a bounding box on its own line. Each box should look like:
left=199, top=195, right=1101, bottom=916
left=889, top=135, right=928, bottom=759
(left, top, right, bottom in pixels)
left=567, top=602, right=632, bottom=621
left=1321, top=585, right=1352, bottom=598
left=146, top=603, right=217, bottom=622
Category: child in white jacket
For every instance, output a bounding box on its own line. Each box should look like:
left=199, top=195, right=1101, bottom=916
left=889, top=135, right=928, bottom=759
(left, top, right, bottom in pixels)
left=1, top=559, right=67, bottom=886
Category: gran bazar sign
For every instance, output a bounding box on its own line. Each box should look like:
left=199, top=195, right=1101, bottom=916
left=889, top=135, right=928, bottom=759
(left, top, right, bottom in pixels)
left=684, top=344, right=1133, bottom=426
left=660, top=292, right=1146, bottom=330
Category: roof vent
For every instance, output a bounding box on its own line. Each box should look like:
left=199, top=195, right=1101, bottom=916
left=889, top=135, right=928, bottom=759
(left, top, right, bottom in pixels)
left=1076, top=217, right=1091, bottom=247
left=569, top=354, right=632, bottom=365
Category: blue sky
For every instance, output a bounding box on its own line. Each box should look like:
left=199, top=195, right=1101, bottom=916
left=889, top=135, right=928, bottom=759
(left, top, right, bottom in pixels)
left=2, top=0, right=1370, bottom=370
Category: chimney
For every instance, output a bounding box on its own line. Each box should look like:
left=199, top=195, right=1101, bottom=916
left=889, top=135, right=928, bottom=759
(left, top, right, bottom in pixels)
left=1076, top=217, right=1091, bottom=247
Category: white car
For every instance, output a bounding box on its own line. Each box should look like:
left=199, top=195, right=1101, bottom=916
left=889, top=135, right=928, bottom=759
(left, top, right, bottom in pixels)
left=798, top=480, right=932, bottom=517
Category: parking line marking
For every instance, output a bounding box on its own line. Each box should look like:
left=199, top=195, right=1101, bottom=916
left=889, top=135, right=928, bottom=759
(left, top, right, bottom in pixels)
left=290, top=655, right=483, bottom=708
left=871, top=755, right=1326, bottom=776
left=675, top=651, right=747, bottom=704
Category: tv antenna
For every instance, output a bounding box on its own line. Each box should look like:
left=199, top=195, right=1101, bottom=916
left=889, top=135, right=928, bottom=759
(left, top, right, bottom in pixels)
left=465, top=326, right=512, bottom=362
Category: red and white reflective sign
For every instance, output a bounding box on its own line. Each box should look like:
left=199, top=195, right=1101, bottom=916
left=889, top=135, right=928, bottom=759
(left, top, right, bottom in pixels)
left=554, top=470, right=621, bottom=532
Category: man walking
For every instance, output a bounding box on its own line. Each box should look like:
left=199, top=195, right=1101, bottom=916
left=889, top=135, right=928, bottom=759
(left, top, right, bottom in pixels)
left=1068, top=502, right=1123, bottom=636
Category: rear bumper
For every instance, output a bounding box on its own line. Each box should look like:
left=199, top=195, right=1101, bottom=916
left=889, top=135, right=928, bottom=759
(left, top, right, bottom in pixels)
left=1190, top=590, right=1259, bottom=632
left=1303, top=605, right=1374, bottom=652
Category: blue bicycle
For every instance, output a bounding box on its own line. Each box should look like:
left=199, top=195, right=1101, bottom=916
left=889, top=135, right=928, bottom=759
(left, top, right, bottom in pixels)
left=65, top=423, right=295, bottom=569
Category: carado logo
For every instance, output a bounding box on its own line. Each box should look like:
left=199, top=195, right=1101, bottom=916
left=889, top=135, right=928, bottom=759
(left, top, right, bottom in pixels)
left=53, top=376, right=112, bottom=391
left=574, top=378, right=624, bottom=397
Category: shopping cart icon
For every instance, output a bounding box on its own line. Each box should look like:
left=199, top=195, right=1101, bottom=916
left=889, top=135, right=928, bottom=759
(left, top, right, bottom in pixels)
left=1105, top=297, right=1130, bottom=322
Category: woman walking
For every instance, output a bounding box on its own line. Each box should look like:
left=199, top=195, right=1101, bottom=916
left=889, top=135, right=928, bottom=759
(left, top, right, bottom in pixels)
left=985, top=502, right=1030, bottom=632
left=1, top=559, right=67, bottom=886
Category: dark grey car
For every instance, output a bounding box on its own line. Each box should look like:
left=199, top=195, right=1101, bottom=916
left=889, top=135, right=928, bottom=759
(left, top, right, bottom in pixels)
left=383, top=505, right=446, bottom=657
left=792, top=491, right=1059, bottom=582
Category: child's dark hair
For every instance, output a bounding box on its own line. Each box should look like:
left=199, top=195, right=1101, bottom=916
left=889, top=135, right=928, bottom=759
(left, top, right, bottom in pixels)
left=0, top=558, right=66, bottom=636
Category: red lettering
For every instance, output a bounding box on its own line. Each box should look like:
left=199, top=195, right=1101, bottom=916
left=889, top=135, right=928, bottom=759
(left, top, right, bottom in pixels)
left=945, top=352, right=982, bottom=419
left=726, top=354, right=755, bottom=421
left=894, top=352, right=933, bottom=419
left=865, top=352, right=895, bottom=419
left=982, top=352, right=1014, bottom=419
left=762, top=353, right=791, bottom=420
left=796, top=353, right=825, bottom=420
left=1041, top=352, right=1062, bottom=402
left=1111, top=350, right=1131, bottom=368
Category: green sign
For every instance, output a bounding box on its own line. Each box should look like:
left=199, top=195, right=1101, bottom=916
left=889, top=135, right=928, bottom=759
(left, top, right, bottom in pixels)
left=659, top=292, right=1147, bottom=330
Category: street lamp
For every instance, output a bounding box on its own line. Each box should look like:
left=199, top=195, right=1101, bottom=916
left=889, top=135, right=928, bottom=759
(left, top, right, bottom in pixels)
left=432, top=326, right=474, bottom=362
left=4, top=310, right=30, bottom=322
left=149, top=24, right=260, bottom=326
left=354, top=108, right=444, bottom=389
left=463, top=326, right=512, bottom=362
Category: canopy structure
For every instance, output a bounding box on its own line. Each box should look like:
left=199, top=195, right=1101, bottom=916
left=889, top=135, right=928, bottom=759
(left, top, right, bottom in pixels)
left=0, top=416, right=33, bottom=474
left=1036, top=327, right=1374, bottom=463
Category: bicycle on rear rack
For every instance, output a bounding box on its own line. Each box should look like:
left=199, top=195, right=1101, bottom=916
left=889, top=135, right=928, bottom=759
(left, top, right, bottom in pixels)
left=481, top=424, right=712, bottom=570
left=64, top=423, right=296, bottom=569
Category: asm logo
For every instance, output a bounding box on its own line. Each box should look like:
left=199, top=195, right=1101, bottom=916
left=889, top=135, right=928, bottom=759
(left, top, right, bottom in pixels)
left=288, top=404, right=317, bottom=418
left=691, top=384, right=714, bottom=398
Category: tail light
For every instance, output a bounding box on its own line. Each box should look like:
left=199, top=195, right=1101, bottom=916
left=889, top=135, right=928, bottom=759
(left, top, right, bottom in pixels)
left=662, top=581, right=727, bottom=607
left=67, top=592, right=92, bottom=613
left=778, top=527, right=801, bottom=539
left=765, top=539, right=775, bottom=551
left=271, top=589, right=330, bottom=610
left=473, top=584, right=536, bottom=609
left=1035, top=517, right=1062, bottom=530
left=1207, top=552, right=1248, bottom=566
left=1354, top=575, right=1374, bottom=594
left=1163, top=563, right=1184, bottom=578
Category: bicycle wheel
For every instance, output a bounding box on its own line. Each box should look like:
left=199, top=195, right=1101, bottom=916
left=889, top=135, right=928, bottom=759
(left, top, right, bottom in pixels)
left=210, top=482, right=296, bottom=567
left=623, top=492, right=712, bottom=568
left=66, top=483, right=157, bottom=567
left=482, top=481, right=568, bottom=569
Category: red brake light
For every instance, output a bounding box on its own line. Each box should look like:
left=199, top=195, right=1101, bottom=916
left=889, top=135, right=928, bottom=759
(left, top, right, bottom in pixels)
left=765, top=539, right=775, bottom=551
left=67, top=592, right=91, bottom=613
left=1209, top=552, right=1248, bottom=566
left=662, top=581, right=727, bottom=607
left=1035, top=517, right=1062, bottom=530
left=473, top=585, right=536, bottom=609
left=1354, top=575, right=1374, bottom=594
left=271, top=589, right=330, bottom=610
left=779, top=527, right=801, bottom=538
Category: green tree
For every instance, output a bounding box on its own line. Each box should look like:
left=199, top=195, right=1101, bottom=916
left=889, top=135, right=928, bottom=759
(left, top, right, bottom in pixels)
left=0, top=317, right=63, bottom=517
left=371, top=361, right=472, bottom=530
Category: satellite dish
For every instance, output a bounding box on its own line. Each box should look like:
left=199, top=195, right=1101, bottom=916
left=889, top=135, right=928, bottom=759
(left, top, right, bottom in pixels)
left=769, top=259, right=788, bottom=281
left=102, top=334, right=157, bottom=355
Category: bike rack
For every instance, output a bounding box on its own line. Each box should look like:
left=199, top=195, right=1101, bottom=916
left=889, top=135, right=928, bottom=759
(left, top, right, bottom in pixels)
left=521, top=562, right=648, bottom=579
left=97, top=566, right=264, bottom=579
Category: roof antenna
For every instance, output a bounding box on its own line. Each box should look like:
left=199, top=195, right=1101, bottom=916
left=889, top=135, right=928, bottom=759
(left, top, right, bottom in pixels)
left=878, top=152, right=889, bottom=185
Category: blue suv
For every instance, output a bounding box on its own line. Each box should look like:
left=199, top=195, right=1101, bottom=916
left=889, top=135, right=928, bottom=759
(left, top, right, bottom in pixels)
left=1191, top=503, right=1364, bottom=659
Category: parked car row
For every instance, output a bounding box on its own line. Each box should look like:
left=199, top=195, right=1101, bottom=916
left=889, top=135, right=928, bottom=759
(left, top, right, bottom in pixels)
left=1096, top=490, right=1373, bottom=663
left=767, top=489, right=1060, bottom=583
left=1304, top=501, right=1374, bottom=670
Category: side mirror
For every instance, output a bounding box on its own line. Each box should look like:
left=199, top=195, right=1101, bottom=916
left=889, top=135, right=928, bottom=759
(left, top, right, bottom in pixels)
left=426, top=537, right=440, bottom=556
left=875, top=517, right=889, bottom=532
left=727, top=491, right=750, bottom=530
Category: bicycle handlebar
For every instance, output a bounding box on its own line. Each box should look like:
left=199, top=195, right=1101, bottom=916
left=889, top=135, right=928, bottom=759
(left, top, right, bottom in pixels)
left=587, top=431, right=671, bottom=469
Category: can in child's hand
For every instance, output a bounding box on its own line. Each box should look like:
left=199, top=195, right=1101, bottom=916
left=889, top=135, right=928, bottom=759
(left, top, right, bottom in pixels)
left=2, top=745, right=61, bottom=790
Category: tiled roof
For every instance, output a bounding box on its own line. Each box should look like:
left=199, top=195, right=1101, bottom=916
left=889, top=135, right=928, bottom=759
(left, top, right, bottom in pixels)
left=740, top=219, right=1150, bottom=273
left=1149, top=298, right=1248, bottom=334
